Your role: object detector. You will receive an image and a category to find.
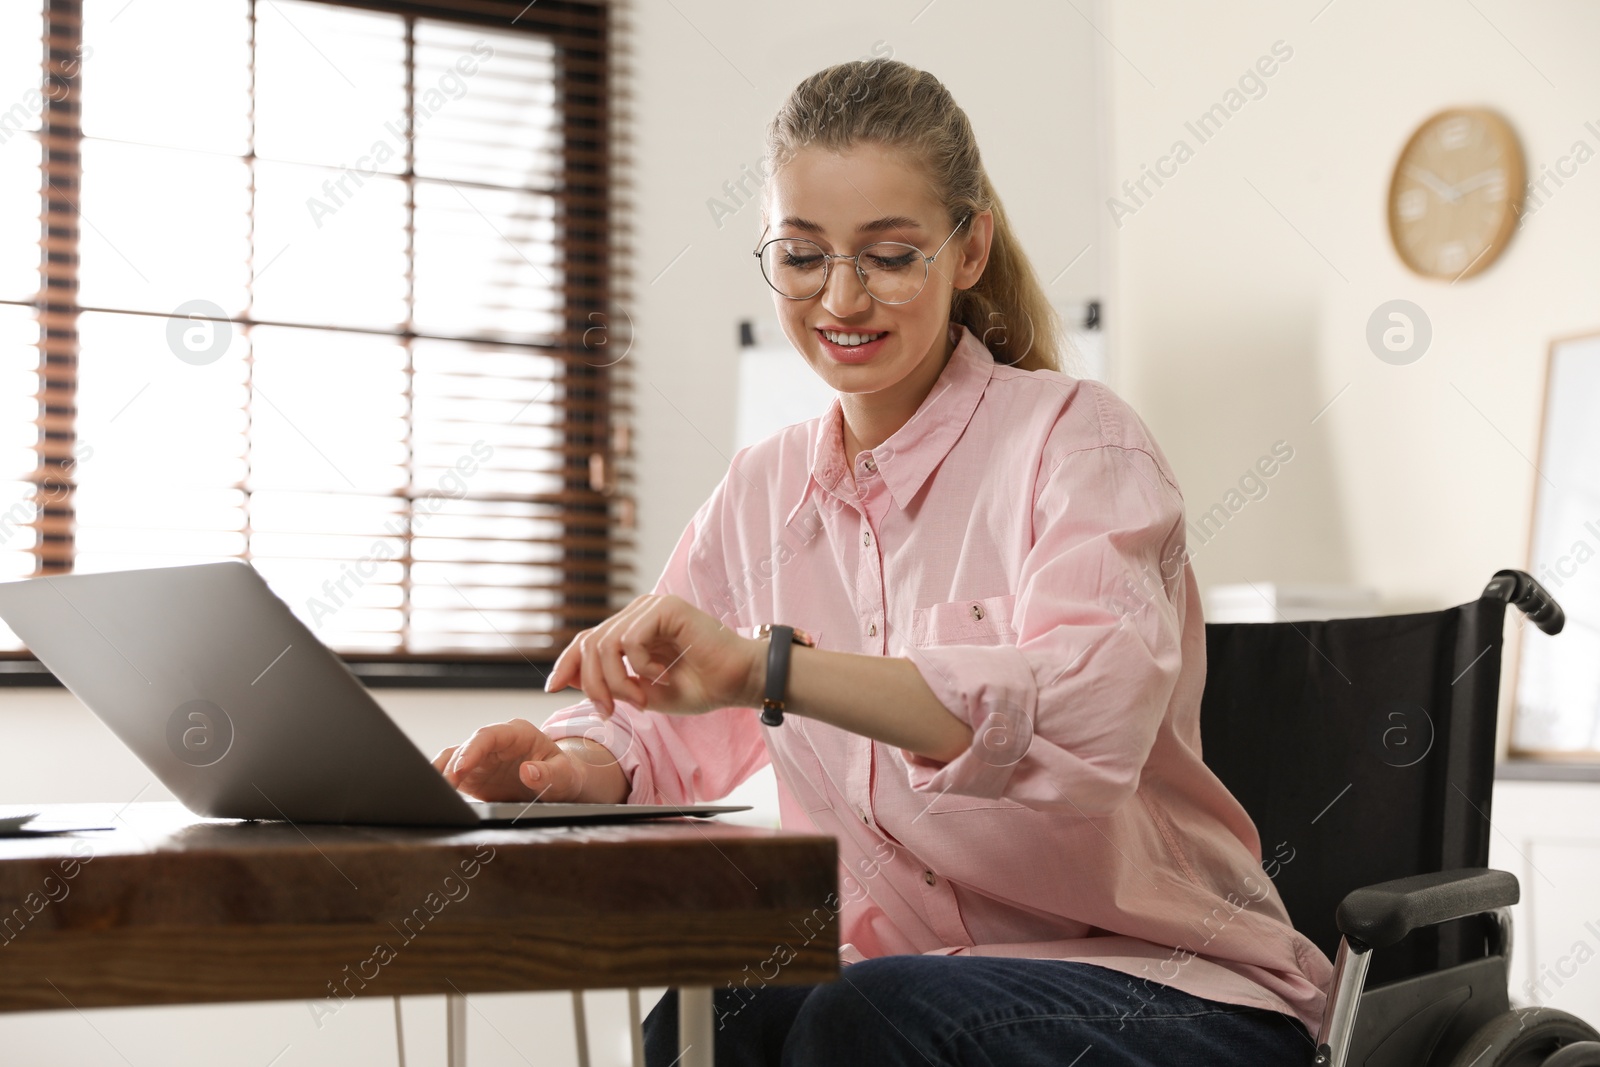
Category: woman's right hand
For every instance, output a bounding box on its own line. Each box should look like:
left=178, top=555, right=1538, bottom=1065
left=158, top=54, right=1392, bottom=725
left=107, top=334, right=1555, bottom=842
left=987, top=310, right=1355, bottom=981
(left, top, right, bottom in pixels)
left=432, top=718, right=619, bottom=803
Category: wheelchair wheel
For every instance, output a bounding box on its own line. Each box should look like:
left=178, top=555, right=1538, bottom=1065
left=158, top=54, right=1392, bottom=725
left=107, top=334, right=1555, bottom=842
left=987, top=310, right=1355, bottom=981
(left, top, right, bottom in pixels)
left=1445, top=1008, right=1600, bottom=1067
left=1542, top=1041, right=1600, bottom=1067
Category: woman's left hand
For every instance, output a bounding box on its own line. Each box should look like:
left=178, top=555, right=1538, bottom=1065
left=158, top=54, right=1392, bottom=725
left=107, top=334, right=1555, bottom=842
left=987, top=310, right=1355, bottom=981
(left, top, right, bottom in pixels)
left=544, top=593, right=762, bottom=717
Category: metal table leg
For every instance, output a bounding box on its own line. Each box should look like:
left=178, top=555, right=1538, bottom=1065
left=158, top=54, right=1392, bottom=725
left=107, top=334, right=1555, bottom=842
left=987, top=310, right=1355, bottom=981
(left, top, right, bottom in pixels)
left=677, top=985, right=713, bottom=1067
left=446, top=991, right=467, bottom=1067
left=571, top=990, right=591, bottom=1067
left=627, top=989, right=645, bottom=1067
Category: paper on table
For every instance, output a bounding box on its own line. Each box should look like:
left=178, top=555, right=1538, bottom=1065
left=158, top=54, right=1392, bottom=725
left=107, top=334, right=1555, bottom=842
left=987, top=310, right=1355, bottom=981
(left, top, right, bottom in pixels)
left=0, top=813, right=38, bottom=834
left=0, top=811, right=115, bottom=835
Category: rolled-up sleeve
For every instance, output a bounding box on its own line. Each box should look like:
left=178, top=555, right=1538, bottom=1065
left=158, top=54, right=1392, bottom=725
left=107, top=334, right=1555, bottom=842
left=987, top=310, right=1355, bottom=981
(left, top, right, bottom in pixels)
left=540, top=477, right=770, bottom=806
left=902, top=440, right=1188, bottom=818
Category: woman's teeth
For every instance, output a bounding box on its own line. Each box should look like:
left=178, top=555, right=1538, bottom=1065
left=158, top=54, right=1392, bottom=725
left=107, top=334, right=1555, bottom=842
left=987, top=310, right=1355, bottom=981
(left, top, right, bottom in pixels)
left=822, top=330, right=887, bottom=347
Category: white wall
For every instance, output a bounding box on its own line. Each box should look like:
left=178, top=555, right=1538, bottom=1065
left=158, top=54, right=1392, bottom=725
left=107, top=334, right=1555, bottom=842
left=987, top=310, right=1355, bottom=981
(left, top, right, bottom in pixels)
left=1102, top=0, right=1600, bottom=613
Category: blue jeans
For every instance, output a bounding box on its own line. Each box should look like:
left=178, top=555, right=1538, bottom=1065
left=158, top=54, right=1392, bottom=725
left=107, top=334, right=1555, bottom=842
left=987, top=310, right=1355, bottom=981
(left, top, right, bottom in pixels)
left=643, top=955, right=1317, bottom=1066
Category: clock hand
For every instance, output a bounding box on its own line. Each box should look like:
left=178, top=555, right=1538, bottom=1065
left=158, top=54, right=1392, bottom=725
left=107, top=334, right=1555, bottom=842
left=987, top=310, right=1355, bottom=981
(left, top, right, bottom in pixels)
left=1449, top=169, right=1504, bottom=198
left=1405, top=164, right=1459, bottom=204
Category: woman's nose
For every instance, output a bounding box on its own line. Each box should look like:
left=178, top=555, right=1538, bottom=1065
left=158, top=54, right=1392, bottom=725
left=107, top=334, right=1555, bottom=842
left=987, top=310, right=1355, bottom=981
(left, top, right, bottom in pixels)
left=820, top=261, right=873, bottom=318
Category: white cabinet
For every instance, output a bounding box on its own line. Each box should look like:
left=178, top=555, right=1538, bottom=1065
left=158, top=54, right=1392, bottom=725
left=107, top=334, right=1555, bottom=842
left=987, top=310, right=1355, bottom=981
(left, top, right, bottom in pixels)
left=1489, top=778, right=1600, bottom=1023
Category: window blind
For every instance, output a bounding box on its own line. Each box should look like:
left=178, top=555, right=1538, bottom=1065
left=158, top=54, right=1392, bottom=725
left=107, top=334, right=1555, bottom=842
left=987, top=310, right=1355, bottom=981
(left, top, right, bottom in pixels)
left=0, top=0, right=632, bottom=668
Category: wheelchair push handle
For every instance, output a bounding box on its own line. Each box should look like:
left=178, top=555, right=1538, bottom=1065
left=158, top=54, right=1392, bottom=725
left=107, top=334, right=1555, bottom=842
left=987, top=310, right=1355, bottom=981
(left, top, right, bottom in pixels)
left=1483, top=569, right=1564, bottom=635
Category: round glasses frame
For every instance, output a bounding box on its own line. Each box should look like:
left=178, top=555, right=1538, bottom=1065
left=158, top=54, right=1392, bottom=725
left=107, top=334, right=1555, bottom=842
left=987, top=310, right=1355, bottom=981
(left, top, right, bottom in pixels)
left=752, top=214, right=972, bottom=305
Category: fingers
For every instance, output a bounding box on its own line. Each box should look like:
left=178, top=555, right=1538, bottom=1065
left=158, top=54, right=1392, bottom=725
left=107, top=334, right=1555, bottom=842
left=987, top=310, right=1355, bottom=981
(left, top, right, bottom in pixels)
left=519, top=751, right=585, bottom=803
left=599, top=601, right=659, bottom=711
left=444, top=731, right=487, bottom=783
left=578, top=628, right=613, bottom=715
left=546, top=622, right=610, bottom=699
left=438, top=722, right=614, bottom=803
left=547, top=595, right=674, bottom=708
left=599, top=645, right=649, bottom=712
left=439, top=720, right=534, bottom=790
left=599, top=596, right=680, bottom=713
left=545, top=639, right=576, bottom=694
left=431, top=746, right=458, bottom=776
left=620, top=626, right=664, bottom=689
left=575, top=596, right=653, bottom=715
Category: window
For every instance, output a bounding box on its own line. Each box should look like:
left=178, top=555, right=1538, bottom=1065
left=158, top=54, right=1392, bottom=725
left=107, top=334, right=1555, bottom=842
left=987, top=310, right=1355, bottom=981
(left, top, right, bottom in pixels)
left=0, top=0, right=631, bottom=682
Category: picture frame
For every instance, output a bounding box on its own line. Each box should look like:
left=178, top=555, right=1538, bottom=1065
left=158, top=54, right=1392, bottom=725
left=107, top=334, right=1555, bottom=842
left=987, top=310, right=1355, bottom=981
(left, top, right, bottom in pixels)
left=1508, top=329, right=1600, bottom=760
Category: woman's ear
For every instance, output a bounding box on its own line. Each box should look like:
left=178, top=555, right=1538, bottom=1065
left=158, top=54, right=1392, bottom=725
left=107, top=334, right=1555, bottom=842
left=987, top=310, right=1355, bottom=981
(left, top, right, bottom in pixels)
left=950, top=209, right=994, bottom=292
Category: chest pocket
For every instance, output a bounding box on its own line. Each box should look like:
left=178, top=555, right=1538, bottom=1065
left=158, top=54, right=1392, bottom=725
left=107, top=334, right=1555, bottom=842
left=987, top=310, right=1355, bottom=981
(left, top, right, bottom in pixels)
left=905, top=592, right=1028, bottom=814
left=912, top=593, right=1017, bottom=646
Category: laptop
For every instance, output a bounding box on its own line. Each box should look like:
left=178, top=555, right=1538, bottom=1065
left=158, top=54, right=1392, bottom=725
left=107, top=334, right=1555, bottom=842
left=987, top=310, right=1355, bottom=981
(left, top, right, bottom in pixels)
left=0, top=562, right=748, bottom=827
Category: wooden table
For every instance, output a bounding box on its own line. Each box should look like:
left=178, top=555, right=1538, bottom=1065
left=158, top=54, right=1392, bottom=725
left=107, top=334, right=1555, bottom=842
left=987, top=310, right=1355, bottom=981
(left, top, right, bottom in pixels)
left=0, top=803, right=839, bottom=1066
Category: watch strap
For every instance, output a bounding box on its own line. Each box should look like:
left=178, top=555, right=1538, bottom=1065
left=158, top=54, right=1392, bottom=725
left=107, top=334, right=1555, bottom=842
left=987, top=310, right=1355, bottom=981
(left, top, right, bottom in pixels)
left=761, top=624, right=795, bottom=727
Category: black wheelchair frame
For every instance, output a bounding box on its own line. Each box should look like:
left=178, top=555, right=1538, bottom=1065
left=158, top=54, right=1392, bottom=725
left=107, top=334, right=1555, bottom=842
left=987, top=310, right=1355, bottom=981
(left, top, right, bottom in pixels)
left=1199, top=570, right=1600, bottom=1067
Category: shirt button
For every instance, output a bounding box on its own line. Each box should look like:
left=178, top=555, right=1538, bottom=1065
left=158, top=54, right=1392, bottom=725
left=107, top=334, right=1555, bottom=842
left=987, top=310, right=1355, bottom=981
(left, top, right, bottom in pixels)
left=859, top=808, right=870, bottom=824
left=868, top=623, right=877, bottom=637
left=922, top=869, right=936, bottom=886
left=969, top=602, right=985, bottom=620
left=862, top=531, right=871, bottom=547
left=863, top=456, right=876, bottom=472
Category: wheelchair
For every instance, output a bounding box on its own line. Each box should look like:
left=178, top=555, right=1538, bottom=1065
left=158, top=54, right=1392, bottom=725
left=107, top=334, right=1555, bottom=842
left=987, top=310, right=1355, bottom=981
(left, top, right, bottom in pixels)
left=1199, top=569, right=1600, bottom=1067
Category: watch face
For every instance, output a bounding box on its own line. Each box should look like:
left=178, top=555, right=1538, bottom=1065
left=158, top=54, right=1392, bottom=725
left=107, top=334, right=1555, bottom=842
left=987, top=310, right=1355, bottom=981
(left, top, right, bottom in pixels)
left=1388, top=108, right=1524, bottom=280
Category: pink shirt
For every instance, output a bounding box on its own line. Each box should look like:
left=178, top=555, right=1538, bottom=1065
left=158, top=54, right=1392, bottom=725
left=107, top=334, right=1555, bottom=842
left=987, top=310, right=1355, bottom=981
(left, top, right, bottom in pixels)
left=541, top=322, right=1334, bottom=1035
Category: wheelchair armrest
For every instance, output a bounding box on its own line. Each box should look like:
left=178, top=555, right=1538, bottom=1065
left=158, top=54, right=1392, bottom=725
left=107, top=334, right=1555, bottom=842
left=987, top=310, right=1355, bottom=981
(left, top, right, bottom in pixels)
left=1335, top=867, right=1518, bottom=951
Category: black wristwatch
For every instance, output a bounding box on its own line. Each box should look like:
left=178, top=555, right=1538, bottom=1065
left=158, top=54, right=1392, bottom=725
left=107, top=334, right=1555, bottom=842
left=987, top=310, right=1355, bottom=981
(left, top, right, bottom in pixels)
left=754, top=623, right=817, bottom=726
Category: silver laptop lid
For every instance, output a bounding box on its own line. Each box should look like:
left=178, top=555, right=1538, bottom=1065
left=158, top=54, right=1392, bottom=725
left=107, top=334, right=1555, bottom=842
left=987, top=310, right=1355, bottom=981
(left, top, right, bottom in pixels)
left=0, top=562, right=483, bottom=827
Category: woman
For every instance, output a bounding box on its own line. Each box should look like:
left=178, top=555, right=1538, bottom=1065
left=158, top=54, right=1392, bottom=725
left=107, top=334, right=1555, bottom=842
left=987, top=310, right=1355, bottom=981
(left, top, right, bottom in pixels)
left=435, top=59, right=1333, bottom=1066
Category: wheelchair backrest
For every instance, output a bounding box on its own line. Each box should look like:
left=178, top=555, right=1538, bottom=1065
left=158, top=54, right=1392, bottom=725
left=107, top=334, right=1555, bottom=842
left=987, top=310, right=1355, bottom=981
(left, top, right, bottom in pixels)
left=1198, top=595, right=1507, bottom=988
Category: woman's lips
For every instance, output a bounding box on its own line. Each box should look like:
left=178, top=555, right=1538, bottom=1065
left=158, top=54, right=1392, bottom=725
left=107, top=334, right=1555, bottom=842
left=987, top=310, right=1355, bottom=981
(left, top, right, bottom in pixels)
left=816, top=328, right=889, bottom=364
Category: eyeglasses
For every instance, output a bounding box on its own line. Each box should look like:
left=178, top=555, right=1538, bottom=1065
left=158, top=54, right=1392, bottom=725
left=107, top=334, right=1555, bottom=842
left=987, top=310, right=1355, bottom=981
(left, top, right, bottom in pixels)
left=752, top=215, right=971, bottom=305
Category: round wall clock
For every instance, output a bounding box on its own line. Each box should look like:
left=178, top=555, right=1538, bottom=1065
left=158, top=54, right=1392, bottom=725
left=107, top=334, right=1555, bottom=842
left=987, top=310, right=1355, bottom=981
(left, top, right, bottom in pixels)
left=1387, top=107, right=1525, bottom=281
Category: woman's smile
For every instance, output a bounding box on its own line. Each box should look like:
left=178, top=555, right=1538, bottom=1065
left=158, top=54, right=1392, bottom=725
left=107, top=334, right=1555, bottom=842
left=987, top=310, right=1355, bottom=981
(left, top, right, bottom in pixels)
left=815, top=326, right=891, bottom=364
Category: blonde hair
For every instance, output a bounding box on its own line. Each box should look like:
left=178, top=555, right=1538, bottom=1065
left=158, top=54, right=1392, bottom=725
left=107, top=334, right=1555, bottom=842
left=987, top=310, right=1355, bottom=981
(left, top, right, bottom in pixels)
left=762, top=59, right=1064, bottom=374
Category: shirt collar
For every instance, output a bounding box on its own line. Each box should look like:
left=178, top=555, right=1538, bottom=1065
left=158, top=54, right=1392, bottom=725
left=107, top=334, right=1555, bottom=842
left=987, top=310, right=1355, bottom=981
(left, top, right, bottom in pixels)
left=785, top=322, right=995, bottom=526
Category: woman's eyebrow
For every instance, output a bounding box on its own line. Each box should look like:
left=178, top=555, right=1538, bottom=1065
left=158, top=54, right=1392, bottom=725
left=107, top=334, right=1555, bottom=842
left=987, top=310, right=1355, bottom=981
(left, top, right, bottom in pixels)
left=779, top=215, right=925, bottom=235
